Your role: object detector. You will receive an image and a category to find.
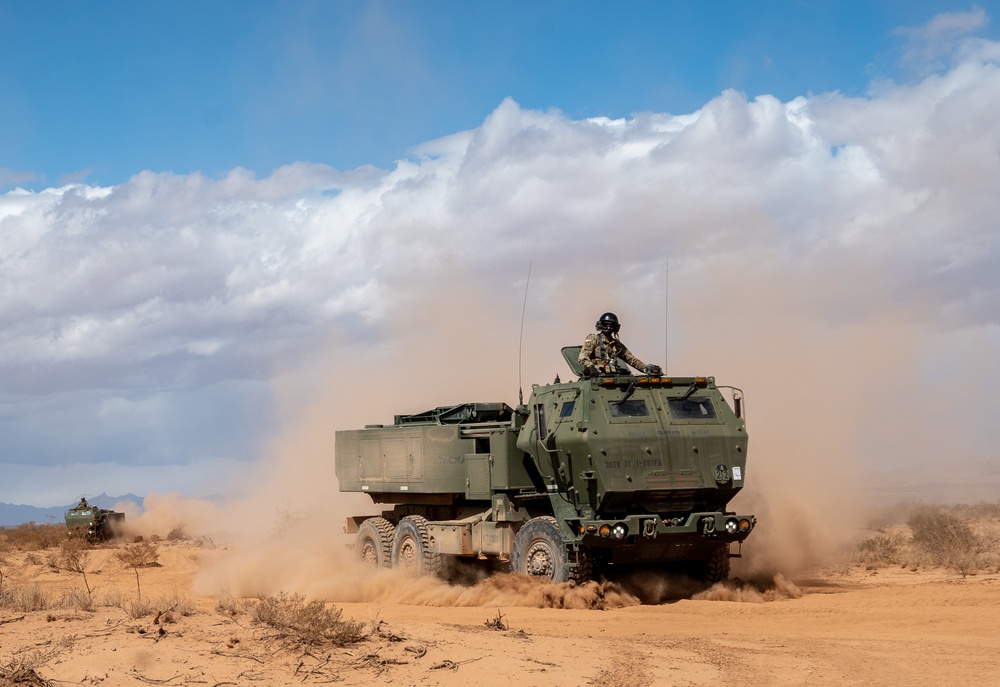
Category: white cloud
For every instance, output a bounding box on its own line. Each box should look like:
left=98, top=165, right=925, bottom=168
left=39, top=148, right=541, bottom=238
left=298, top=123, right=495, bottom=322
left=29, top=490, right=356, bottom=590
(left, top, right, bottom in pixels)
left=2, top=25, right=1000, bottom=505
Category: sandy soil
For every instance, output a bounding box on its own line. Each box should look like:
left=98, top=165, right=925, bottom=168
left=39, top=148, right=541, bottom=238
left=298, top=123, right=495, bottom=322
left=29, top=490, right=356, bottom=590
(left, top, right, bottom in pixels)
left=2, top=540, right=998, bottom=687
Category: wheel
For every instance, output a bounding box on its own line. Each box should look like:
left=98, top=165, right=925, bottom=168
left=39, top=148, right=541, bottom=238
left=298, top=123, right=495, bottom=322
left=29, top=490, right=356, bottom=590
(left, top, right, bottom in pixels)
left=511, top=516, right=579, bottom=583
left=391, top=515, right=441, bottom=576
left=356, top=517, right=394, bottom=568
left=699, top=544, right=731, bottom=583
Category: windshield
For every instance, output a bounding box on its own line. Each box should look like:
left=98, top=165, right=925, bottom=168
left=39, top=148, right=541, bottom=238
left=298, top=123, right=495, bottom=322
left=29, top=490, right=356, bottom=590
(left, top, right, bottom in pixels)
left=608, top=399, right=649, bottom=418
left=668, top=397, right=716, bottom=419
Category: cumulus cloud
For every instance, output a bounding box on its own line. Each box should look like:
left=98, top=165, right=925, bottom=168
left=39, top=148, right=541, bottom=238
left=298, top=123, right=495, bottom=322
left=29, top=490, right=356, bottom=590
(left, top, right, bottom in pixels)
left=2, top=27, right=1000, bottom=508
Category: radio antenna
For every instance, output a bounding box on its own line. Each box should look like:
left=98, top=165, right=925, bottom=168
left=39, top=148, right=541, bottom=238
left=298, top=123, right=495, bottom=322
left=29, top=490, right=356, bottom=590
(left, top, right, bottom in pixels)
left=517, top=261, right=532, bottom=410
left=664, top=260, right=669, bottom=376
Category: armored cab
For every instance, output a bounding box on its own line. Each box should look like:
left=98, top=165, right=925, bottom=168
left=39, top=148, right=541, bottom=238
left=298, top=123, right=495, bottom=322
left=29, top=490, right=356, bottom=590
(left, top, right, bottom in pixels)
left=65, top=497, right=125, bottom=542
left=336, top=346, right=755, bottom=584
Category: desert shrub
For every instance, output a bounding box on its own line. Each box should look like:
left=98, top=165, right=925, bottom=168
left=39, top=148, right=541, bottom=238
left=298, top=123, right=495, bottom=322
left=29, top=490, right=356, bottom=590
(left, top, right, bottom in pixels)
left=216, top=591, right=241, bottom=617
left=949, top=501, right=1000, bottom=520
left=0, top=523, right=65, bottom=552
left=247, top=592, right=365, bottom=647
left=855, top=532, right=905, bottom=566
left=114, top=541, right=160, bottom=602
left=166, top=525, right=188, bottom=541
left=154, top=591, right=197, bottom=617
left=62, top=587, right=94, bottom=612
left=0, top=582, right=53, bottom=612
left=908, top=506, right=986, bottom=575
left=114, top=541, right=160, bottom=568
left=0, top=640, right=71, bottom=686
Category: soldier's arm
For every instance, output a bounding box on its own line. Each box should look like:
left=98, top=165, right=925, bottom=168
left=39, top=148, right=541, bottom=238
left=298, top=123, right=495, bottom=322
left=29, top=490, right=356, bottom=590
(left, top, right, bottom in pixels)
left=618, top=342, right=646, bottom=371
left=579, top=334, right=598, bottom=371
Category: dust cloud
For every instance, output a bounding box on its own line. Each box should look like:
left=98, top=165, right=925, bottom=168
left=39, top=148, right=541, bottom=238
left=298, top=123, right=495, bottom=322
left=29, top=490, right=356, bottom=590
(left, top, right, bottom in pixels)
left=133, top=251, right=989, bottom=606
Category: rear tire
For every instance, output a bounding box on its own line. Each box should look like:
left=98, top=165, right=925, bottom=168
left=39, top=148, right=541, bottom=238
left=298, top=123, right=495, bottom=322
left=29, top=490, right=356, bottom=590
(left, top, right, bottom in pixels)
left=356, top=517, right=394, bottom=568
left=391, top=515, right=441, bottom=576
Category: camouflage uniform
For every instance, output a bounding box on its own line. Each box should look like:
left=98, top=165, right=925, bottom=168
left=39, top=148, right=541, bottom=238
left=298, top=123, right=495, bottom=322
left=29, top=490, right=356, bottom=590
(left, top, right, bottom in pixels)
left=579, top=331, right=647, bottom=375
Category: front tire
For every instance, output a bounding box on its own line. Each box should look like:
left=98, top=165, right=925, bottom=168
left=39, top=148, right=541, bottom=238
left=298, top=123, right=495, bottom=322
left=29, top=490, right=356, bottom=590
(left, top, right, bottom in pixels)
left=511, top=516, right=580, bottom=583
left=699, top=544, right=731, bottom=583
left=356, top=517, right=394, bottom=568
left=391, top=515, right=441, bottom=576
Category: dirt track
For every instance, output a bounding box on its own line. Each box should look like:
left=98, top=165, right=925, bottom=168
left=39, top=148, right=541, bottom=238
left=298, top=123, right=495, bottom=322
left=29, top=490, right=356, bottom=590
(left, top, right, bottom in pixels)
left=2, top=541, right=998, bottom=687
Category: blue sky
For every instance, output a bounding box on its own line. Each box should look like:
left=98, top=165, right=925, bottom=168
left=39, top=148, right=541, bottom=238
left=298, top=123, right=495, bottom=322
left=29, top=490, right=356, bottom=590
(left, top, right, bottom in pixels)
left=1, top=2, right=999, bottom=512
left=3, top=1, right=994, bottom=188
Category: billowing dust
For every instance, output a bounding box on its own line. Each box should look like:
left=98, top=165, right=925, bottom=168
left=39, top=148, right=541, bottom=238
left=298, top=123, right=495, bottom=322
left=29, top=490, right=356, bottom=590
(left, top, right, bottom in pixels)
left=122, top=260, right=957, bottom=607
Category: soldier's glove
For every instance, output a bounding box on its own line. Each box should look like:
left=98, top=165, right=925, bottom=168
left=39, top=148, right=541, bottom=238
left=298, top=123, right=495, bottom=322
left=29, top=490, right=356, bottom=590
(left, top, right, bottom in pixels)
left=645, top=364, right=663, bottom=376
left=585, top=367, right=600, bottom=378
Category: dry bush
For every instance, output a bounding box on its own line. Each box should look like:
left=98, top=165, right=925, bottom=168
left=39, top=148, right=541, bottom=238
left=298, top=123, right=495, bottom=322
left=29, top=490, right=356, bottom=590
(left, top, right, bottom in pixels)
left=114, top=541, right=160, bottom=602
left=113, top=541, right=160, bottom=568
left=216, top=591, right=241, bottom=617
left=247, top=592, right=366, bottom=647
left=855, top=532, right=905, bottom=567
left=62, top=587, right=94, bottom=612
left=908, top=506, right=987, bottom=576
left=154, top=591, right=197, bottom=618
left=166, top=525, right=188, bottom=541
left=0, top=640, right=71, bottom=687
left=949, top=501, right=1000, bottom=520
left=0, top=582, right=53, bottom=613
left=60, top=539, right=94, bottom=601
left=0, top=524, right=65, bottom=552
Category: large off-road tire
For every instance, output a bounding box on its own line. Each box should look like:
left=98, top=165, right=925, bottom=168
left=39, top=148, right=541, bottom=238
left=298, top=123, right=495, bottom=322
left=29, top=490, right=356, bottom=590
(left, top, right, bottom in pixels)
left=699, top=544, right=731, bottom=583
left=356, top=517, right=394, bottom=568
left=511, top=516, right=589, bottom=584
left=391, top=515, right=442, bottom=576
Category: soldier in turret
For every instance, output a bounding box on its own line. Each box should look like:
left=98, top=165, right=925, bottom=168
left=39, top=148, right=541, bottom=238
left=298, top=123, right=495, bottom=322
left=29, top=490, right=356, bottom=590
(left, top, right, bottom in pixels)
left=579, top=312, right=663, bottom=377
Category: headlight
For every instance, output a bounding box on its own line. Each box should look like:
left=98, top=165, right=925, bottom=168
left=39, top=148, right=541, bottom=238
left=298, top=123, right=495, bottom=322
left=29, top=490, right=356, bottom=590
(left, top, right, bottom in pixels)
left=725, top=518, right=738, bottom=534
left=611, top=523, right=628, bottom=540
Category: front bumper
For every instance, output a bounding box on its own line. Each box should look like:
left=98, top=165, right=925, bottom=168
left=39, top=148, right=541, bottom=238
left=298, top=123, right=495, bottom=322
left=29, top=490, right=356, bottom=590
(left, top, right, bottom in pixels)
left=575, top=511, right=756, bottom=545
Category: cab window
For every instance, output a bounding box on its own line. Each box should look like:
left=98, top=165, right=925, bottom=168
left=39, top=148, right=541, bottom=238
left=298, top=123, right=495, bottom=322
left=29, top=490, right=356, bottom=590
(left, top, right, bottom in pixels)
left=609, top=399, right=649, bottom=418
left=668, top=397, right=716, bottom=419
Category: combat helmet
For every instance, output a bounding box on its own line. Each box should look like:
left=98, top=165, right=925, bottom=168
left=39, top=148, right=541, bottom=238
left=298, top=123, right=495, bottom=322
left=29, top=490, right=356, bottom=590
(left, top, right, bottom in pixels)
left=596, top=312, right=620, bottom=334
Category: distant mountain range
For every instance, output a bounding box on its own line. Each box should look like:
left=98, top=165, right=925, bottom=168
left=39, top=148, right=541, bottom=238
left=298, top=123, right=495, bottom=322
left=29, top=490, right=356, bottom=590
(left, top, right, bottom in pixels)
left=0, top=493, right=144, bottom=528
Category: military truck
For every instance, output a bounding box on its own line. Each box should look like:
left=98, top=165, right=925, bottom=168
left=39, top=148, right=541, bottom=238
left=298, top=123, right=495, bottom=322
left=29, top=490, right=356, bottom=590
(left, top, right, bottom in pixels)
left=336, top=346, right=755, bottom=583
left=65, top=497, right=125, bottom=542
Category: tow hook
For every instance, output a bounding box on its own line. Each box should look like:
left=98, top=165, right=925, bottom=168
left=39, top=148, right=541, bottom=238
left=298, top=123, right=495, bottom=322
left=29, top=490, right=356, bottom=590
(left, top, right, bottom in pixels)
left=700, top=516, right=716, bottom=535
left=642, top=518, right=658, bottom=539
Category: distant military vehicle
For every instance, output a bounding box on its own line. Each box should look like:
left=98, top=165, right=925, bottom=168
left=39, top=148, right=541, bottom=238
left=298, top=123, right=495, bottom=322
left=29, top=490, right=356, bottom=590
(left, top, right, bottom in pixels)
left=336, top=346, right=755, bottom=584
left=64, top=497, right=125, bottom=542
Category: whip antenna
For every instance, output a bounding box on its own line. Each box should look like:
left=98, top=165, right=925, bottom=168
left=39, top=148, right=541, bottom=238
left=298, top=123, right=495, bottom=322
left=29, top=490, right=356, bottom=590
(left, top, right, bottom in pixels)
left=517, top=261, right=532, bottom=409
left=664, top=260, right=669, bottom=376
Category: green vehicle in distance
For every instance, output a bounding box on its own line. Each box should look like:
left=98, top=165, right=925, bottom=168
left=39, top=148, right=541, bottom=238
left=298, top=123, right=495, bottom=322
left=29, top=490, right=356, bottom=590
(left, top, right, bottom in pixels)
left=336, top=346, right=755, bottom=584
left=65, top=497, right=125, bottom=542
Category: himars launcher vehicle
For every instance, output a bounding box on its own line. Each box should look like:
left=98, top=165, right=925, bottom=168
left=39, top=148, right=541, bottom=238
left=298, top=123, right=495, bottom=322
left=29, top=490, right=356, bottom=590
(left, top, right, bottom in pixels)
left=335, top=346, right=756, bottom=583
left=64, top=497, right=125, bottom=542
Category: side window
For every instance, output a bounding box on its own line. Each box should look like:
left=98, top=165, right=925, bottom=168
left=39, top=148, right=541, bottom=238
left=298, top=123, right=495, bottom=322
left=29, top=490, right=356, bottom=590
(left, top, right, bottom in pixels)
left=559, top=400, right=576, bottom=418
left=534, top=404, right=547, bottom=439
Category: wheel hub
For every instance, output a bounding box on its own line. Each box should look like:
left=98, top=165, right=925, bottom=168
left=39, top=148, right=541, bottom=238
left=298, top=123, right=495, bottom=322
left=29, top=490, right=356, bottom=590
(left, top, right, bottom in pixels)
left=398, top=538, right=417, bottom=571
left=525, top=542, right=554, bottom=577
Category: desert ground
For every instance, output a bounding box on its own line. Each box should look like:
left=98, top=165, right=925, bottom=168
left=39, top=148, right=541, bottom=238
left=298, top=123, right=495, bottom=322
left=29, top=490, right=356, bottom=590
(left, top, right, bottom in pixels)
left=2, top=506, right=999, bottom=687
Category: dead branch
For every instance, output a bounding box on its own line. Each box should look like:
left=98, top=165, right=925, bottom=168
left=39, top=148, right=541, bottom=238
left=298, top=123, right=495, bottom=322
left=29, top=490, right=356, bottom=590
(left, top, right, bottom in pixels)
left=209, top=649, right=265, bottom=664
left=430, top=657, right=483, bottom=671
left=0, top=614, right=26, bottom=625
left=128, top=668, right=184, bottom=683
left=403, top=644, right=427, bottom=659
